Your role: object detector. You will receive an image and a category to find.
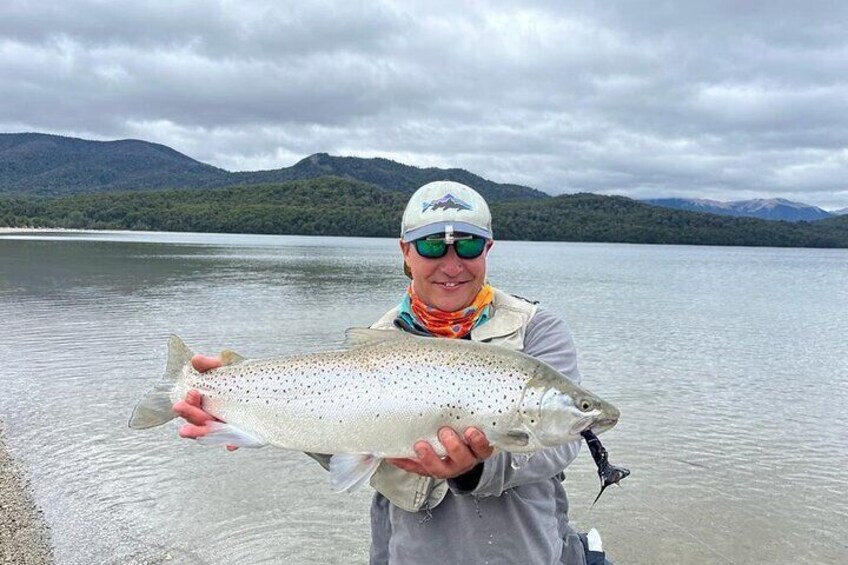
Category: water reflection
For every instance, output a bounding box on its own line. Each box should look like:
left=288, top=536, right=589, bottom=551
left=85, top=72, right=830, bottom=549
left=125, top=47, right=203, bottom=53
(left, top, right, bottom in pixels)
left=1, top=235, right=403, bottom=304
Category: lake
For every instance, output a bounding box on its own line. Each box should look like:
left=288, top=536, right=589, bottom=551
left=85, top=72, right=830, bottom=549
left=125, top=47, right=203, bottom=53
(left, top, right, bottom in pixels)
left=1, top=230, right=846, bottom=564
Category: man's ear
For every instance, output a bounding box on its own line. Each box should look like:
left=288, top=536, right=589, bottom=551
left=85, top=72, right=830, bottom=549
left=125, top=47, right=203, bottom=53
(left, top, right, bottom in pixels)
left=400, top=240, right=414, bottom=259
left=400, top=240, right=413, bottom=279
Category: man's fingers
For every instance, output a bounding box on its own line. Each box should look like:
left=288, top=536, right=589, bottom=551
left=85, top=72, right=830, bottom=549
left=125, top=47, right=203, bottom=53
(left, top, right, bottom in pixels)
left=414, top=440, right=458, bottom=478
left=438, top=428, right=477, bottom=470
left=191, top=354, right=222, bottom=373
left=172, top=399, right=214, bottom=425
left=178, top=424, right=211, bottom=439
left=184, top=389, right=204, bottom=407
left=174, top=387, right=232, bottom=451
left=387, top=458, right=426, bottom=475
left=464, top=427, right=493, bottom=460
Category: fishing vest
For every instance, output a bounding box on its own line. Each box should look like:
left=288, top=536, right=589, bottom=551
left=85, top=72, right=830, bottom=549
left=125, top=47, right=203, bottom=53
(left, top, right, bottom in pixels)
left=368, top=287, right=538, bottom=512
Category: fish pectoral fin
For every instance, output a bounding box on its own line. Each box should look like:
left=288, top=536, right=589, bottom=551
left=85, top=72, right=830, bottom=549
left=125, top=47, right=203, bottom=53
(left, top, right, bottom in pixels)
left=219, top=349, right=247, bottom=365
left=195, top=422, right=266, bottom=449
left=329, top=453, right=382, bottom=492
left=505, top=429, right=531, bottom=447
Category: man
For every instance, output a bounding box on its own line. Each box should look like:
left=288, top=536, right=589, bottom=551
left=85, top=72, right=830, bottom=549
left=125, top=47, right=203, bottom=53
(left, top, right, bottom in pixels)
left=175, top=181, right=602, bottom=564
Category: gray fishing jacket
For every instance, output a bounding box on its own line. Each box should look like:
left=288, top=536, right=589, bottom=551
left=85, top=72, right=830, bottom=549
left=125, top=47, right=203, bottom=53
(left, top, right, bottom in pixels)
left=366, top=288, right=589, bottom=565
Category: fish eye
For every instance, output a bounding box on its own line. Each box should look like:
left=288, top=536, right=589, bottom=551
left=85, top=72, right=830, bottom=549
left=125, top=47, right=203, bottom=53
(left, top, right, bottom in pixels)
left=580, top=399, right=593, bottom=412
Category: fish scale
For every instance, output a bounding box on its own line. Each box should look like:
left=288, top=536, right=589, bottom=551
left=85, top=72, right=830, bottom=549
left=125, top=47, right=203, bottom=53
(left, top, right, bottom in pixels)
left=130, top=328, right=620, bottom=491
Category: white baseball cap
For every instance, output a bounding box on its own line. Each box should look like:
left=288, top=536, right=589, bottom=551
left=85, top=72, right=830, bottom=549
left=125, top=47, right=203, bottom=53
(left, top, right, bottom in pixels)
left=400, top=181, right=493, bottom=242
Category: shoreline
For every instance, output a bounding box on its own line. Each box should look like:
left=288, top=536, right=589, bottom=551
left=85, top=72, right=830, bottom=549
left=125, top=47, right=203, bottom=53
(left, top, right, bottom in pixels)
left=0, top=421, right=53, bottom=565
left=0, top=227, right=84, bottom=234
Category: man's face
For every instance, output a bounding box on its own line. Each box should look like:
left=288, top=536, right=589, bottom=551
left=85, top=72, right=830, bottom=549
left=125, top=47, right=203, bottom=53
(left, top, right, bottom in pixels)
left=401, top=237, right=493, bottom=312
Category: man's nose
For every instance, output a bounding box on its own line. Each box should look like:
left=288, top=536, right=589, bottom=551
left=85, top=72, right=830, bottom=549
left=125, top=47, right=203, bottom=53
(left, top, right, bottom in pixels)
left=439, top=246, right=465, bottom=276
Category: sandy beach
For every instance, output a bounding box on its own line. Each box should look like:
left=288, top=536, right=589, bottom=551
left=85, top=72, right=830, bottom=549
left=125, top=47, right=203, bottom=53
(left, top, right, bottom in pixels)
left=0, top=422, right=52, bottom=565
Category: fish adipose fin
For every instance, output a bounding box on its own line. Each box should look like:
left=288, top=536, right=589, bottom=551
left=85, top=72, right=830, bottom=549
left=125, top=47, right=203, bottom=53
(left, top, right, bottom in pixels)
left=195, top=422, right=266, bottom=449
left=128, top=334, right=194, bottom=429
left=343, top=327, right=413, bottom=349
left=329, top=453, right=382, bottom=492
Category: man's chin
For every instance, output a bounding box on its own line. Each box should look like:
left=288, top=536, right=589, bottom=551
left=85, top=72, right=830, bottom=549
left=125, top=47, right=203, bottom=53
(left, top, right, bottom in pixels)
left=431, top=295, right=474, bottom=312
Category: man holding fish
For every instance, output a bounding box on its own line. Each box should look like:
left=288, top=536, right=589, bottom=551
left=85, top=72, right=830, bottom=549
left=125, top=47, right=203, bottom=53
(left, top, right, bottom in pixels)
left=171, top=181, right=614, bottom=564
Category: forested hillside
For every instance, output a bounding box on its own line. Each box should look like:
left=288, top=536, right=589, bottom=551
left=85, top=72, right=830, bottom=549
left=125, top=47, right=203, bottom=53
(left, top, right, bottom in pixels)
left=0, top=133, right=225, bottom=194
left=497, top=194, right=848, bottom=247
left=0, top=133, right=544, bottom=201
left=3, top=177, right=846, bottom=248
left=233, top=153, right=547, bottom=200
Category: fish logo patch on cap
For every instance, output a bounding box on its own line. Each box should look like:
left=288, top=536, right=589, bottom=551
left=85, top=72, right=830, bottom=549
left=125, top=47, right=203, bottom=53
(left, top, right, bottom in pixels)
left=421, top=193, right=473, bottom=213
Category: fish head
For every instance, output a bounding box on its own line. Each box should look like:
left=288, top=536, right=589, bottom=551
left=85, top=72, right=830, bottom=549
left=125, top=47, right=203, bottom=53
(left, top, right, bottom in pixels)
left=520, top=372, right=620, bottom=446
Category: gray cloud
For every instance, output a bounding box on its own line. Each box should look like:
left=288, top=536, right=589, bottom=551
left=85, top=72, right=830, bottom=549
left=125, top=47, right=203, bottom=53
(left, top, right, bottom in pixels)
left=1, top=0, right=847, bottom=209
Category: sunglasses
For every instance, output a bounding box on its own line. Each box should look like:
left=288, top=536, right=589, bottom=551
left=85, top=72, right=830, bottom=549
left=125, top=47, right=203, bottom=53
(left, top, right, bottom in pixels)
left=413, top=235, right=488, bottom=259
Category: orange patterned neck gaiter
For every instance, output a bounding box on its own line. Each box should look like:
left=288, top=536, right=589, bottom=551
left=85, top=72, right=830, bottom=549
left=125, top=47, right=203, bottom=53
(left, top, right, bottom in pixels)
left=405, top=284, right=494, bottom=338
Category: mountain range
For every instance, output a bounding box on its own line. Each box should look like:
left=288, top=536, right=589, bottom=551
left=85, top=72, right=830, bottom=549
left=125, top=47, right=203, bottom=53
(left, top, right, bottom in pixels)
left=642, top=197, right=839, bottom=222
left=0, top=132, right=544, bottom=201
left=1, top=132, right=845, bottom=225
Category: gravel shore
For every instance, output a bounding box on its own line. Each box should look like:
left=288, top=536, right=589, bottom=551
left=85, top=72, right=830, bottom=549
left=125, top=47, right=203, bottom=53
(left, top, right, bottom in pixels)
left=0, top=422, right=53, bottom=565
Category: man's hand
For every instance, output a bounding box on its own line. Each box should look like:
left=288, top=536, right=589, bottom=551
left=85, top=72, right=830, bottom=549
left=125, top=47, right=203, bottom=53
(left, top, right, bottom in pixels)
left=388, top=427, right=493, bottom=479
left=172, top=355, right=239, bottom=451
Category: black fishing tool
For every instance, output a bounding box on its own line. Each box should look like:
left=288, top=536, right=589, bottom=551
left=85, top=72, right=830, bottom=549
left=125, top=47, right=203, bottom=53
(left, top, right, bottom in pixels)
left=581, top=429, right=630, bottom=506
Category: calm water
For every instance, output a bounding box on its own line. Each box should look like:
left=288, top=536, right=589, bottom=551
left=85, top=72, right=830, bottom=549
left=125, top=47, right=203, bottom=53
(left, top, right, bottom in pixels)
left=1, top=230, right=846, bottom=564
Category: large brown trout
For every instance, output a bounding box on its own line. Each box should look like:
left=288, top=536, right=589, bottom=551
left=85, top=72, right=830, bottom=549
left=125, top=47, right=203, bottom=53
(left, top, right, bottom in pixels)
left=130, top=329, right=622, bottom=491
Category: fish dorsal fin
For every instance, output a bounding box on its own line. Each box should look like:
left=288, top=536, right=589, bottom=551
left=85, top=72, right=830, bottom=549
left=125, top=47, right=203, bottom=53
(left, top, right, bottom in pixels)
left=219, top=349, right=246, bottom=365
left=343, top=327, right=413, bottom=349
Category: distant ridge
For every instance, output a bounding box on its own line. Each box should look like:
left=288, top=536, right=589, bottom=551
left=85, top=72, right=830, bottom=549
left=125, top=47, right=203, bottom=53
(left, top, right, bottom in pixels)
left=0, top=133, right=226, bottom=194
left=231, top=153, right=547, bottom=200
left=643, top=197, right=834, bottom=222
left=0, top=133, right=546, bottom=202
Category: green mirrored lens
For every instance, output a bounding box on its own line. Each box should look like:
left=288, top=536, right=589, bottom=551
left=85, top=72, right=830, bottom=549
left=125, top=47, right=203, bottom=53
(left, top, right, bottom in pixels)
left=415, top=239, right=448, bottom=258
left=414, top=236, right=486, bottom=259
left=455, top=237, right=486, bottom=258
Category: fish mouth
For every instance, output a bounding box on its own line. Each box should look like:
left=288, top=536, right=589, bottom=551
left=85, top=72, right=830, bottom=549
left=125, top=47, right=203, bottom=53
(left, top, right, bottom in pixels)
left=570, top=415, right=618, bottom=436
left=570, top=415, right=599, bottom=435
left=588, top=417, right=619, bottom=435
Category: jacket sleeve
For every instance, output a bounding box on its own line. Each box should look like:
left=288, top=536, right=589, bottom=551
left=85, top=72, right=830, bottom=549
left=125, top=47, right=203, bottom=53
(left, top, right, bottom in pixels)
left=448, top=308, right=583, bottom=496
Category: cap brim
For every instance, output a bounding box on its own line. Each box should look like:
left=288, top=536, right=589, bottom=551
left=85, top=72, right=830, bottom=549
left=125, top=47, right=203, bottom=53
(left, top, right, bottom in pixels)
left=402, top=221, right=492, bottom=242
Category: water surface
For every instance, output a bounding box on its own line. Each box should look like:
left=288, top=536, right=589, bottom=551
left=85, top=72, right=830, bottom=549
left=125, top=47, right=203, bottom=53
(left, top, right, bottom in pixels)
left=1, top=230, right=846, bottom=564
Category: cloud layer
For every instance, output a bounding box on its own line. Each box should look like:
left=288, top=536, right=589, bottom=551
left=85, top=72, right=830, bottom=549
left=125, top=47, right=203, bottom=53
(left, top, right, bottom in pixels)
left=2, top=1, right=847, bottom=208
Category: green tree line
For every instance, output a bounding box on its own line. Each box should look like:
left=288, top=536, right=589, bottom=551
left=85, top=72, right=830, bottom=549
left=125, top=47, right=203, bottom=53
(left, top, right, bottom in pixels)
left=2, top=176, right=847, bottom=248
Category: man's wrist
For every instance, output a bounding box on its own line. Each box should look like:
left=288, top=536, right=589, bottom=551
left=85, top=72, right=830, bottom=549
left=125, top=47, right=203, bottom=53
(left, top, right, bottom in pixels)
left=450, top=462, right=484, bottom=492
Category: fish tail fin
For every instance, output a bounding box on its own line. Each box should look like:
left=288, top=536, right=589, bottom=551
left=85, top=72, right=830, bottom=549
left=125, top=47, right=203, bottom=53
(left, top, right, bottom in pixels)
left=128, top=335, right=194, bottom=429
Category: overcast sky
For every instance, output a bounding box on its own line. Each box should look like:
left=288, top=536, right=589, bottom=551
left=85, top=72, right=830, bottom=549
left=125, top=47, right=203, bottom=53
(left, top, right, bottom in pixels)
left=2, top=1, right=847, bottom=209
